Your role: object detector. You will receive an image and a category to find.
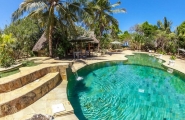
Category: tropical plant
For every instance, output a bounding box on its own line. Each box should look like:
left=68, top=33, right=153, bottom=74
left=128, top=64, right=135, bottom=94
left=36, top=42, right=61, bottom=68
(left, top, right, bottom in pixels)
left=170, top=55, right=176, bottom=60
left=4, top=18, right=42, bottom=58
left=0, top=34, right=16, bottom=67
left=155, top=30, right=169, bottom=52
left=118, top=31, right=131, bottom=41
left=137, top=34, right=145, bottom=50
left=141, top=22, right=158, bottom=37
left=157, top=17, right=172, bottom=33
left=85, top=0, right=126, bottom=49
left=165, top=33, right=178, bottom=54
left=12, top=0, right=87, bottom=57
left=100, top=34, right=111, bottom=49
left=177, top=21, right=185, bottom=49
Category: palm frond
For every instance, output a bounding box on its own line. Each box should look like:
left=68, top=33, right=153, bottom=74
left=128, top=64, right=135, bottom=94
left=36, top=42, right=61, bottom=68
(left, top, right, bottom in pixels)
left=12, top=0, right=47, bottom=21
left=110, top=8, right=126, bottom=13
left=27, top=8, right=44, bottom=18
left=111, top=1, right=121, bottom=8
left=104, top=13, right=118, bottom=27
left=56, top=3, right=67, bottom=15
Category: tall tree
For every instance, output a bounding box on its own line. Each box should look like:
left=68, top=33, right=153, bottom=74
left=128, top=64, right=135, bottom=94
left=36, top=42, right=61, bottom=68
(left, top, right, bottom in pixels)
left=87, top=0, right=125, bottom=36
left=177, top=21, right=185, bottom=49
left=4, top=18, right=42, bottom=58
left=12, top=0, right=85, bottom=57
left=157, top=17, right=172, bottom=33
left=85, top=0, right=126, bottom=50
left=118, top=31, right=131, bottom=41
left=141, top=22, right=158, bottom=37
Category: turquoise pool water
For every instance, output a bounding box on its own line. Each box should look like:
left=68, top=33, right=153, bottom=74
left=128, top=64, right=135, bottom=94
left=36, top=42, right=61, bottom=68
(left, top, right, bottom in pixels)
left=67, top=53, right=185, bottom=120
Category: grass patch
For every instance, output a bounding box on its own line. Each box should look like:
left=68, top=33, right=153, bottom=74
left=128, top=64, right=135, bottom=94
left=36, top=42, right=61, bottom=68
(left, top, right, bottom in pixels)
left=22, top=60, right=39, bottom=67
left=0, top=69, right=20, bottom=78
left=0, top=60, right=40, bottom=78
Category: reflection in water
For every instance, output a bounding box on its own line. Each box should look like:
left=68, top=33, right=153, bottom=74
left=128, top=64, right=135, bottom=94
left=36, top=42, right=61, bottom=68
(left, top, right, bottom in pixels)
left=167, top=68, right=173, bottom=74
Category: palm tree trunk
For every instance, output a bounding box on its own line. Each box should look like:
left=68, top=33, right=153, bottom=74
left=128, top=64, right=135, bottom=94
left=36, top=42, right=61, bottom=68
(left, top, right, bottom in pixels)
left=49, top=24, right=53, bottom=57
left=97, top=26, right=104, bottom=51
left=48, top=1, right=55, bottom=57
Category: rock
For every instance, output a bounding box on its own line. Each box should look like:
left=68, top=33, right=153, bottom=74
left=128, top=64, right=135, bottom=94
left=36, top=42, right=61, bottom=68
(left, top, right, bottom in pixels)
left=27, top=114, right=54, bottom=120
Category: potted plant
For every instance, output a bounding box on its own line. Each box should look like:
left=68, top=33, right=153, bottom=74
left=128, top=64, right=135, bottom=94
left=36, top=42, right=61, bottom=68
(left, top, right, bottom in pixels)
left=169, top=55, right=176, bottom=66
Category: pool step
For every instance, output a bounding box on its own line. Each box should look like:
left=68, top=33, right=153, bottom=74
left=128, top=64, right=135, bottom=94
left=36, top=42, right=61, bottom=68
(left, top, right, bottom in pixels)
left=0, top=72, right=61, bottom=117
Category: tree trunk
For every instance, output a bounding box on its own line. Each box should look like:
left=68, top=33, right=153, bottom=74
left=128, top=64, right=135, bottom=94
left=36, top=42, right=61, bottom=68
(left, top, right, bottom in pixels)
left=49, top=25, right=53, bottom=57
left=48, top=1, right=55, bottom=57
left=98, top=26, right=104, bottom=52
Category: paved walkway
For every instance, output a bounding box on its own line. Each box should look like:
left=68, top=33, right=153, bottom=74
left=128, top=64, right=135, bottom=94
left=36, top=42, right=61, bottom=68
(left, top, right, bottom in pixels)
left=72, top=50, right=185, bottom=74
left=1, top=50, right=185, bottom=120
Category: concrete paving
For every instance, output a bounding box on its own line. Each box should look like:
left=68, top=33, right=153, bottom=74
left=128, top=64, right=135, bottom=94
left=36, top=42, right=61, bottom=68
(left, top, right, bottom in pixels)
left=2, top=80, right=77, bottom=120
left=1, top=50, right=185, bottom=120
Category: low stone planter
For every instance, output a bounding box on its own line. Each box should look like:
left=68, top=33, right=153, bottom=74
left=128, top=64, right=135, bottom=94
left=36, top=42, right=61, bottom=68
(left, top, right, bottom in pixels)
left=155, top=54, right=163, bottom=59
left=149, top=50, right=154, bottom=53
left=0, top=63, right=22, bottom=73
left=158, top=54, right=163, bottom=59
left=169, top=60, right=175, bottom=66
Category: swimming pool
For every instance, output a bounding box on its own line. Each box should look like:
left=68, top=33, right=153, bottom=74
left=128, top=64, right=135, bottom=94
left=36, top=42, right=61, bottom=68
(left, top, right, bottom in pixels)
left=67, top=53, right=185, bottom=120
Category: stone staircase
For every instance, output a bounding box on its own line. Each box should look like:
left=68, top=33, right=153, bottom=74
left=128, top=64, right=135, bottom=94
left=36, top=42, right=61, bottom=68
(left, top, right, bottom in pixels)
left=0, top=63, right=69, bottom=118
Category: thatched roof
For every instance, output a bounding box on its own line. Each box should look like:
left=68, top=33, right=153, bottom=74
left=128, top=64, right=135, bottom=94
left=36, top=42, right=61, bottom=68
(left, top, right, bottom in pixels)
left=69, top=31, right=99, bottom=43
left=32, top=33, right=47, bottom=52
left=88, top=31, right=99, bottom=43
left=70, top=36, right=94, bottom=42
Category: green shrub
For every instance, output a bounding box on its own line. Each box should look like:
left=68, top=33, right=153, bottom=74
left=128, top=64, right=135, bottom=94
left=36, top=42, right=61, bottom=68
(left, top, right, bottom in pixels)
left=156, top=49, right=166, bottom=55
left=22, top=60, right=38, bottom=67
left=0, top=34, right=16, bottom=68
left=56, top=46, right=65, bottom=59
left=0, top=54, right=15, bottom=68
left=170, top=55, right=176, bottom=60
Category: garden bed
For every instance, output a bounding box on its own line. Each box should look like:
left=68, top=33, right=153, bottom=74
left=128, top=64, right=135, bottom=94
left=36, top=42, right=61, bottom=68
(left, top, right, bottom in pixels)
left=0, top=61, right=39, bottom=78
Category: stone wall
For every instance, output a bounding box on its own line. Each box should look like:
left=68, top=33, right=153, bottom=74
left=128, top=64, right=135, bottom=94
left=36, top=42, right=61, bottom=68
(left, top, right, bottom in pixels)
left=0, top=73, right=60, bottom=117
left=0, top=64, right=68, bottom=93
left=0, top=64, right=69, bottom=117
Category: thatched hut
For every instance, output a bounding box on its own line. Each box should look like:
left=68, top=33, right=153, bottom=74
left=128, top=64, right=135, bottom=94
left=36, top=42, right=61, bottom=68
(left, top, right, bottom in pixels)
left=32, top=33, right=48, bottom=56
left=87, top=31, right=99, bottom=51
left=69, top=31, right=99, bottom=51
left=88, top=31, right=99, bottom=44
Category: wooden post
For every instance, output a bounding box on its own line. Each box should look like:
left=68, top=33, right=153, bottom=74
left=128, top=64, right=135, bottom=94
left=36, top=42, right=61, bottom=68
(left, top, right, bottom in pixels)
left=88, top=42, right=90, bottom=56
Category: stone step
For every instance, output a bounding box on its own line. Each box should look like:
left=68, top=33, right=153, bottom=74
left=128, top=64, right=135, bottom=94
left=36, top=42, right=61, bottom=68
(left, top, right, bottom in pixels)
left=0, top=63, right=68, bottom=93
left=0, top=72, right=61, bottom=117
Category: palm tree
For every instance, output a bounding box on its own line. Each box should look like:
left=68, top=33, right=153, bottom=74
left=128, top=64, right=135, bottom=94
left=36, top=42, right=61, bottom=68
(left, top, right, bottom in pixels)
left=12, top=0, right=85, bottom=57
left=157, top=17, right=172, bottom=33
left=156, top=17, right=177, bottom=53
left=83, top=0, right=126, bottom=50
left=155, top=30, right=168, bottom=52
left=87, top=0, right=126, bottom=37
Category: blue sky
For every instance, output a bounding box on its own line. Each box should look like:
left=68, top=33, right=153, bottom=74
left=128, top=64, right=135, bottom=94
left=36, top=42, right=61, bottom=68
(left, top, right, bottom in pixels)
left=1, top=0, right=185, bottom=32
left=110, top=0, right=185, bottom=32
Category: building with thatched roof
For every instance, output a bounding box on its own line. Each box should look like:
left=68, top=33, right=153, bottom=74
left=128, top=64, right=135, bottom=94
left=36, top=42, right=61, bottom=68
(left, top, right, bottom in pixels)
left=69, top=31, right=99, bottom=43
left=87, top=31, right=99, bottom=44
left=32, top=32, right=48, bottom=56
left=32, top=31, right=99, bottom=56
